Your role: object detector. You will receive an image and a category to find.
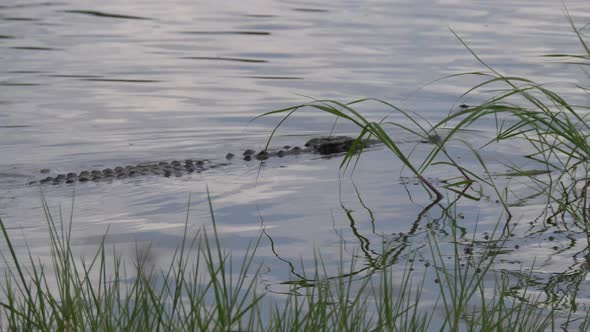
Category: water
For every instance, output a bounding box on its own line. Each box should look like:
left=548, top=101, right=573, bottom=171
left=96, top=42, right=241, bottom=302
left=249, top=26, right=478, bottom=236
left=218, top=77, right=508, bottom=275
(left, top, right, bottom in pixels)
left=1, top=0, right=590, bottom=325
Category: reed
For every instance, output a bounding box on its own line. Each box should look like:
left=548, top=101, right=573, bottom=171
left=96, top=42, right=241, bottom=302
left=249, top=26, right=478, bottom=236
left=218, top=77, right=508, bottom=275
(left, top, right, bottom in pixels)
left=0, top=192, right=581, bottom=331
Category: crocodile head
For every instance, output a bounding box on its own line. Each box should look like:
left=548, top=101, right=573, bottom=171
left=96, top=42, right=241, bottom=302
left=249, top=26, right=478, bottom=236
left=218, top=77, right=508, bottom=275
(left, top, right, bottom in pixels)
left=304, top=136, right=355, bottom=155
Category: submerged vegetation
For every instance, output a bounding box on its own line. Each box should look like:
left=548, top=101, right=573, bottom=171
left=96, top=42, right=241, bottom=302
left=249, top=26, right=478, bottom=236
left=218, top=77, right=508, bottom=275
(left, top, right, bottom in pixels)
left=3, top=10, right=590, bottom=332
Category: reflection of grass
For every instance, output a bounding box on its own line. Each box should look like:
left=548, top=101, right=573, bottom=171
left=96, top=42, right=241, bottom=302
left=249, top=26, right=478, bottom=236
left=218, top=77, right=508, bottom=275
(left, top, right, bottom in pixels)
left=0, top=193, right=583, bottom=331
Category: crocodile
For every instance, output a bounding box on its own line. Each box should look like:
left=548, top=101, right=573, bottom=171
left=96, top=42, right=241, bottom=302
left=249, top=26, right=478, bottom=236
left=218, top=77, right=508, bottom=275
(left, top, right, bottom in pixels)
left=29, top=135, right=388, bottom=186
left=29, top=134, right=444, bottom=186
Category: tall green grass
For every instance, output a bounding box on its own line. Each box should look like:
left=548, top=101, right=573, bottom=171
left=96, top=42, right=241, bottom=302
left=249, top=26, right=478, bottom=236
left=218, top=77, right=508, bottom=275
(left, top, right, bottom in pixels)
left=0, top=193, right=265, bottom=331
left=0, top=193, right=583, bottom=331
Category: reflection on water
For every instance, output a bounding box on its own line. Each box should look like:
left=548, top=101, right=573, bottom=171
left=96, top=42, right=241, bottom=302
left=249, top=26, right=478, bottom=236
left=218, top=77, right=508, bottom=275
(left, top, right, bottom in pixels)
left=63, top=9, right=152, bottom=20
left=1, top=0, right=590, bottom=326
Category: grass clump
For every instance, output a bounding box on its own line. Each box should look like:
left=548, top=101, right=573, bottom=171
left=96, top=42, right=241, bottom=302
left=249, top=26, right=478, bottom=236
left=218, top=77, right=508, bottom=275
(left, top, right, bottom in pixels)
left=434, top=21, right=590, bottom=238
left=0, top=194, right=265, bottom=331
left=260, top=11, right=590, bottom=241
left=1, top=192, right=584, bottom=331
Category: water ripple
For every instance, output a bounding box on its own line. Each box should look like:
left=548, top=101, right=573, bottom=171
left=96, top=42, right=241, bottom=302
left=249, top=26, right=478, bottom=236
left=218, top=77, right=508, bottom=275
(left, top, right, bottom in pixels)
left=62, top=10, right=152, bottom=20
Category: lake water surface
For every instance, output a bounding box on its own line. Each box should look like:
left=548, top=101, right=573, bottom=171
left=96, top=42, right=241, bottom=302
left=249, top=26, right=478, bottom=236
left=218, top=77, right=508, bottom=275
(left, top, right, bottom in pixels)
left=1, top=0, right=590, bottom=327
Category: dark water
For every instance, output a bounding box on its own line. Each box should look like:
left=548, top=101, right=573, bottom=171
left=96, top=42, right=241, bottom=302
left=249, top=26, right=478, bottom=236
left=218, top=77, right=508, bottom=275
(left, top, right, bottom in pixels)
left=1, top=0, right=589, bottom=326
